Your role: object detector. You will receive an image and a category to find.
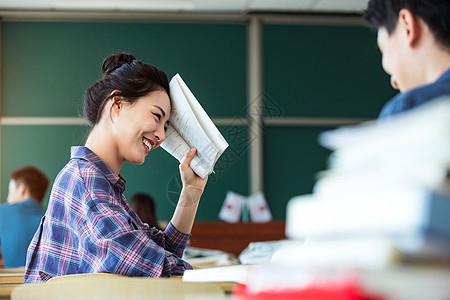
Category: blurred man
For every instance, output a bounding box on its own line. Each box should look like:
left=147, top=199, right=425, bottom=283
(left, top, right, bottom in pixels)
left=364, top=0, right=450, bottom=119
left=0, top=166, right=49, bottom=268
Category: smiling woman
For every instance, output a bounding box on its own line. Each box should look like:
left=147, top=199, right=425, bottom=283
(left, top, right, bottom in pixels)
left=83, top=53, right=172, bottom=173
left=87, top=89, right=171, bottom=172
left=23, top=53, right=209, bottom=283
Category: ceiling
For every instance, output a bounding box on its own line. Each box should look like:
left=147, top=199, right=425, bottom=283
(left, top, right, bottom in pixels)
left=0, top=0, right=370, bottom=14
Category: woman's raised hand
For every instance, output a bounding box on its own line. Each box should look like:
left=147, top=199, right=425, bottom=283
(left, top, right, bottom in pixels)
left=179, top=148, right=208, bottom=195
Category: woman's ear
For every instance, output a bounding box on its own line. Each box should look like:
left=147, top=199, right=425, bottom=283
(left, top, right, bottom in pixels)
left=109, top=90, right=123, bottom=108
left=111, top=96, right=123, bottom=110
left=107, top=90, right=124, bottom=123
left=110, top=97, right=122, bottom=121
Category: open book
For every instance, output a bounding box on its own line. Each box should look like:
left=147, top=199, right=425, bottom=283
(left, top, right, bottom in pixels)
left=160, top=74, right=229, bottom=179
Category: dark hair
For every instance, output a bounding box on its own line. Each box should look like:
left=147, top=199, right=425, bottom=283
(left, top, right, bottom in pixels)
left=84, top=53, right=170, bottom=126
left=10, top=166, right=49, bottom=203
left=129, top=193, right=162, bottom=230
left=363, top=0, right=450, bottom=50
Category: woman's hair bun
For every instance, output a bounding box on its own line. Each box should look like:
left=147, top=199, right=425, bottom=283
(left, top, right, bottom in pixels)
left=101, top=53, right=136, bottom=76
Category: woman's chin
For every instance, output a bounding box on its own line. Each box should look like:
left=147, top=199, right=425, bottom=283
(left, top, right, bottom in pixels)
left=128, top=155, right=146, bottom=165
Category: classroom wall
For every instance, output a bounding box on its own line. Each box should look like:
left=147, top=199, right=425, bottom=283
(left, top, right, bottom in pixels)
left=0, top=16, right=396, bottom=221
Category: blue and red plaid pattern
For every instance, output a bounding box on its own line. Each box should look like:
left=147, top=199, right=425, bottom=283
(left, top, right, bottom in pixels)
left=24, top=146, right=192, bottom=283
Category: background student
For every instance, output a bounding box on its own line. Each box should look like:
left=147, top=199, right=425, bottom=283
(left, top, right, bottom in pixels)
left=364, top=0, right=450, bottom=119
left=129, top=193, right=164, bottom=231
left=25, top=53, right=208, bottom=283
left=0, top=166, right=49, bottom=268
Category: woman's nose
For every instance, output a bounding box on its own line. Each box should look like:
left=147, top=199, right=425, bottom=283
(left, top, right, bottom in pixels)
left=155, top=127, right=165, bottom=143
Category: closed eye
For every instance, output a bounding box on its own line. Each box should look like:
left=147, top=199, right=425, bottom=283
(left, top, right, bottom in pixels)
left=153, top=113, right=161, bottom=121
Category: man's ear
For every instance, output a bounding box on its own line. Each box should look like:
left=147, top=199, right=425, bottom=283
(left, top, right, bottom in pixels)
left=17, top=182, right=28, bottom=198
left=398, top=8, right=421, bottom=47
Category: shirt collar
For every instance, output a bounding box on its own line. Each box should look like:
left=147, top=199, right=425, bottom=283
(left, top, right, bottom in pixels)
left=70, top=146, right=126, bottom=191
left=11, top=199, right=41, bottom=207
left=22, top=199, right=41, bottom=206
left=437, top=68, right=450, bottom=83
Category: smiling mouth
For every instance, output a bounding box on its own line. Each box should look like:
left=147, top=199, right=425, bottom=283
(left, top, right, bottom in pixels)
left=142, top=137, right=154, bottom=152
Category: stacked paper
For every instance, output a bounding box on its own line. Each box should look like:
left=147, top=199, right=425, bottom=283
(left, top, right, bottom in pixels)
left=316, top=98, right=450, bottom=198
left=283, top=98, right=450, bottom=269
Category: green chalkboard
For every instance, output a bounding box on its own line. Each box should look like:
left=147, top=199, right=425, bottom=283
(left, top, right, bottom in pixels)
left=1, top=21, right=247, bottom=118
left=0, top=125, right=90, bottom=205
left=263, top=126, right=334, bottom=220
left=263, top=24, right=396, bottom=118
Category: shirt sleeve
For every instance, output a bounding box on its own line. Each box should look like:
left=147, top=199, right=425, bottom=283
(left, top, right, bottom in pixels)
left=77, top=172, right=192, bottom=277
left=139, top=220, right=191, bottom=259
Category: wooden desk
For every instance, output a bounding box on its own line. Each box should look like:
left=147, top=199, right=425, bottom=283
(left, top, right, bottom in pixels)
left=189, top=221, right=286, bottom=256
left=11, top=273, right=228, bottom=300
left=0, top=271, right=24, bottom=299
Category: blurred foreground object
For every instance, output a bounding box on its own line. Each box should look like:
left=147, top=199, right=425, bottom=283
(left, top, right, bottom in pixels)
left=276, top=98, right=450, bottom=299
left=285, top=98, right=450, bottom=267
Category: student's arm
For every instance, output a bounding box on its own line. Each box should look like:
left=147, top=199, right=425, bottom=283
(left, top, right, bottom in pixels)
left=170, top=148, right=208, bottom=234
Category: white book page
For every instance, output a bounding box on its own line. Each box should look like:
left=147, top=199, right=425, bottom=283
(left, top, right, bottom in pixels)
left=160, top=125, right=210, bottom=178
left=161, top=74, right=228, bottom=178
left=168, top=75, right=219, bottom=171
left=174, top=74, right=229, bottom=157
left=161, top=74, right=230, bottom=178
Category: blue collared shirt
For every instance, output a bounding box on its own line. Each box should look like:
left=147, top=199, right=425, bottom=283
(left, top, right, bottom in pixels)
left=0, top=199, right=45, bottom=268
left=378, top=68, right=450, bottom=119
left=25, top=146, right=191, bottom=283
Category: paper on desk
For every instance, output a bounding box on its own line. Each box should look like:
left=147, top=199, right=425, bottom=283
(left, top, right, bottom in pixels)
left=182, top=265, right=249, bottom=284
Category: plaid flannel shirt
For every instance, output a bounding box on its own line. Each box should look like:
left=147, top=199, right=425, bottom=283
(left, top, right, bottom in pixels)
left=24, top=146, right=192, bottom=283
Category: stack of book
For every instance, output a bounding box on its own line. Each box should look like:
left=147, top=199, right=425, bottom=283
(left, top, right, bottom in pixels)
left=282, top=98, right=450, bottom=268
left=258, top=99, right=450, bottom=299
